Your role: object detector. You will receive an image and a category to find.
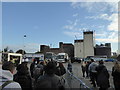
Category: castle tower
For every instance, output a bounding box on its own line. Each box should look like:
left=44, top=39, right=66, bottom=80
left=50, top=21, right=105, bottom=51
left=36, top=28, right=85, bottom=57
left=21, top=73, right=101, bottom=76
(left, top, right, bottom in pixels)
left=74, top=40, right=84, bottom=58
left=83, top=31, right=94, bottom=58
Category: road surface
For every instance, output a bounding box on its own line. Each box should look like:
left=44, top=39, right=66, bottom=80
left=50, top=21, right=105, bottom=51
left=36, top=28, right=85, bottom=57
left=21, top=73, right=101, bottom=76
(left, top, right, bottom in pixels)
left=63, top=62, right=114, bottom=89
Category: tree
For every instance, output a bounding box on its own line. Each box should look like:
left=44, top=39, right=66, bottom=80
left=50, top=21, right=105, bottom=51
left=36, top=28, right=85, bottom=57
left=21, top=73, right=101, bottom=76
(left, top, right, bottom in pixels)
left=35, top=51, right=43, bottom=54
left=9, top=50, right=14, bottom=53
left=16, top=49, right=26, bottom=54
left=3, top=46, right=9, bottom=52
left=100, top=44, right=104, bottom=46
left=3, top=47, right=14, bottom=53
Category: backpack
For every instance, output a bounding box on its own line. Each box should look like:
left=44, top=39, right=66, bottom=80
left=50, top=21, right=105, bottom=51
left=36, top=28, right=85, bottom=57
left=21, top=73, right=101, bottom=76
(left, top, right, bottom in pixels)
left=0, top=80, right=15, bottom=90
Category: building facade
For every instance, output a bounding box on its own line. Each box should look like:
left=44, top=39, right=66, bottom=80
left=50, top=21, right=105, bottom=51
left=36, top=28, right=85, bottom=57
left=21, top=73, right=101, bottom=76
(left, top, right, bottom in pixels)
left=94, top=43, right=111, bottom=58
left=83, top=31, right=94, bottom=58
left=74, top=31, right=94, bottom=58
left=40, top=42, right=74, bottom=59
left=74, top=40, right=84, bottom=58
left=60, top=42, right=74, bottom=59
left=40, top=45, right=62, bottom=54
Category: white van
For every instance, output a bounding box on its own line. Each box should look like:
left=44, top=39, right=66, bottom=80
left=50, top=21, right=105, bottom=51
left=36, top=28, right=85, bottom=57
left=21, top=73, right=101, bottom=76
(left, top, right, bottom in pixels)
left=57, top=53, right=69, bottom=62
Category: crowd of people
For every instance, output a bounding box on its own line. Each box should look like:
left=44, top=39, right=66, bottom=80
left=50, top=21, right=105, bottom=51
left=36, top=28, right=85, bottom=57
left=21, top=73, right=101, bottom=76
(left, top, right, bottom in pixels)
left=0, top=58, right=120, bottom=90
left=0, top=58, right=68, bottom=90
left=81, top=59, right=120, bottom=90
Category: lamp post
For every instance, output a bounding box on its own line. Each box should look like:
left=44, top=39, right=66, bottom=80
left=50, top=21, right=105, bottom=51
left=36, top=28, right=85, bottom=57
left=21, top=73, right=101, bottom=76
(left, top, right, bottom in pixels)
left=23, top=35, right=26, bottom=59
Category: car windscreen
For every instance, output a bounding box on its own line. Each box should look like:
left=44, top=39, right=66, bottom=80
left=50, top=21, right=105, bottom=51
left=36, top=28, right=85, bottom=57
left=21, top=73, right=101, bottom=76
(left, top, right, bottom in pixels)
left=57, top=55, right=64, bottom=59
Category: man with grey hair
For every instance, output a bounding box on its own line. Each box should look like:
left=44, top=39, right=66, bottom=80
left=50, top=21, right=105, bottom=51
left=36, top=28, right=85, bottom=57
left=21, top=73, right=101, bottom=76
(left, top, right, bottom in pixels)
left=0, top=61, right=21, bottom=90
left=88, top=59, right=98, bottom=87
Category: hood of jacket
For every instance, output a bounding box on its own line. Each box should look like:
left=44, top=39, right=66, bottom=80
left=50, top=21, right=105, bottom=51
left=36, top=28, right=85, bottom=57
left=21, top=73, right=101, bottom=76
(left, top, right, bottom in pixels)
left=0, top=69, right=13, bottom=86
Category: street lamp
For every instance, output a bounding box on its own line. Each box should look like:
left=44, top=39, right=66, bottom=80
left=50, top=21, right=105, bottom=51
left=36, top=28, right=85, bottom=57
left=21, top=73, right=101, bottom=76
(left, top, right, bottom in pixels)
left=23, top=35, right=26, bottom=58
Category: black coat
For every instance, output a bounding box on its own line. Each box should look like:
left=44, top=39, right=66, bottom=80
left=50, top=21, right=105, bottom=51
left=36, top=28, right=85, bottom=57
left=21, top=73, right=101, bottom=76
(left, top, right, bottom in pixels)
left=35, top=74, right=64, bottom=89
left=112, top=67, right=120, bottom=89
left=112, top=67, right=120, bottom=82
left=14, top=69, right=33, bottom=90
left=55, top=65, right=66, bottom=76
left=81, top=65, right=86, bottom=72
left=30, top=63, right=35, bottom=78
left=96, top=64, right=110, bottom=88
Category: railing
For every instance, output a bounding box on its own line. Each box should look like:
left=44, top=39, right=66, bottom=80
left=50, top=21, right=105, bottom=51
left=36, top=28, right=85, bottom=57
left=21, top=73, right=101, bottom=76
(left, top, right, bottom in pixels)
left=64, top=70, right=93, bottom=90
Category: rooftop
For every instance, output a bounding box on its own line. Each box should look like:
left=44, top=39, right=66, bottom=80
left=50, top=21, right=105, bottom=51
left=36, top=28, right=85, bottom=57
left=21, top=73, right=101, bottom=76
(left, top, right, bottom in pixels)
left=74, top=40, right=84, bottom=43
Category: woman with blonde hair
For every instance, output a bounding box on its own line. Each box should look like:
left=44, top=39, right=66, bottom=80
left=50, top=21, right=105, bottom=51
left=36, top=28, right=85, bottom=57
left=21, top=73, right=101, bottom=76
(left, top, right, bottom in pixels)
left=112, top=61, right=120, bottom=90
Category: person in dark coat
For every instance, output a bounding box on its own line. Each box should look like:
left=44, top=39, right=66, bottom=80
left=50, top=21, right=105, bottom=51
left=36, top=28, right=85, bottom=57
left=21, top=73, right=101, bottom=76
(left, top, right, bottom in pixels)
left=21, top=61, right=28, bottom=67
left=30, top=58, right=38, bottom=78
left=96, top=60, right=110, bottom=90
left=67, top=60, right=72, bottom=73
left=112, top=61, right=120, bottom=90
left=33, top=61, right=44, bottom=82
left=14, top=63, right=33, bottom=90
left=35, top=61, right=68, bottom=89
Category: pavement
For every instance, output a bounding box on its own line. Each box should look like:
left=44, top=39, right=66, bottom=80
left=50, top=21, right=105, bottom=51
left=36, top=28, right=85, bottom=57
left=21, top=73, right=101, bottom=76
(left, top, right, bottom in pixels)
left=63, top=62, right=115, bottom=90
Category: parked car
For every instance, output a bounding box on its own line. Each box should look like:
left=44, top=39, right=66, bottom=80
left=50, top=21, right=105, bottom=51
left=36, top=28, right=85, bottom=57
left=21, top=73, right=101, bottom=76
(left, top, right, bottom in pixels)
left=71, top=57, right=82, bottom=63
left=104, top=59, right=116, bottom=62
left=83, top=58, right=91, bottom=61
